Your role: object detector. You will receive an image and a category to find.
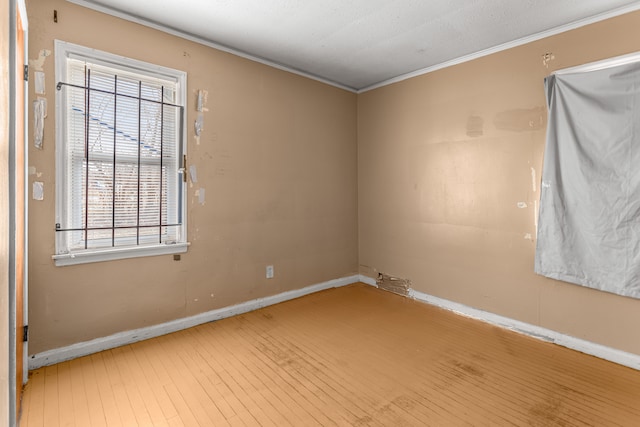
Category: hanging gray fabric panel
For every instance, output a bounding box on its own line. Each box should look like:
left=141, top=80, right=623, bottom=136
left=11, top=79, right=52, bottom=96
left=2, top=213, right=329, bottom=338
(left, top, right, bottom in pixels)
left=535, top=58, right=640, bottom=299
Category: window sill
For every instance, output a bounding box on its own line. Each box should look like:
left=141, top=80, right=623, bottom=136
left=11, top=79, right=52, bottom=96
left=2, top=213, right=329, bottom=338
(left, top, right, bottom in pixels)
left=52, top=242, right=190, bottom=266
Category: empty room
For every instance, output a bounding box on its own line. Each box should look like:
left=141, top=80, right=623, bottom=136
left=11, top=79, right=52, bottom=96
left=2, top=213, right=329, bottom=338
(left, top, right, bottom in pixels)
left=3, top=0, right=640, bottom=425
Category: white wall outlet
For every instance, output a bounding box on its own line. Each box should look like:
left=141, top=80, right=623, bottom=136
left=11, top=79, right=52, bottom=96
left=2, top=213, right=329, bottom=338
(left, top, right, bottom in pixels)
left=266, top=265, right=274, bottom=279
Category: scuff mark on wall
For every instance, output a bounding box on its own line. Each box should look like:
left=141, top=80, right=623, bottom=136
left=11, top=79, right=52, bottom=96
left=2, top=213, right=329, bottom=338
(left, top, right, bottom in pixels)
left=466, top=115, right=484, bottom=138
left=29, top=49, right=51, bottom=71
left=494, top=107, right=545, bottom=132
left=214, top=148, right=233, bottom=176
left=524, top=233, right=533, bottom=241
left=517, top=202, right=528, bottom=209
left=376, top=273, right=411, bottom=297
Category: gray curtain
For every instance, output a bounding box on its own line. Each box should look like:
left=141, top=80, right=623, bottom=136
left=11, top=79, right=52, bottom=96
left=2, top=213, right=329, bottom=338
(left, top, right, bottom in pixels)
left=535, top=58, right=640, bottom=299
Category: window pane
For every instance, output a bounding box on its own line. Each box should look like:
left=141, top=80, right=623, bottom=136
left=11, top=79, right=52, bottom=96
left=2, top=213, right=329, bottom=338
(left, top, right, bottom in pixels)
left=58, top=46, right=184, bottom=255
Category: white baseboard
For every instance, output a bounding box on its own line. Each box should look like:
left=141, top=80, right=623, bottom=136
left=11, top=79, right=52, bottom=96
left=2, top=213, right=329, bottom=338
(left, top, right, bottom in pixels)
left=29, top=274, right=361, bottom=369
left=358, top=274, right=377, bottom=287
left=357, top=276, right=640, bottom=371
left=32, top=274, right=640, bottom=372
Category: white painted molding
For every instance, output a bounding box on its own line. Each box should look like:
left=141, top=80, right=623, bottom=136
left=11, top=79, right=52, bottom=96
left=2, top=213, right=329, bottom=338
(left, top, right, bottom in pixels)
left=29, top=274, right=360, bottom=369
left=31, top=273, right=640, bottom=371
left=359, top=278, right=640, bottom=370
left=68, top=1, right=640, bottom=94
left=65, top=0, right=357, bottom=93
left=358, top=274, right=377, bottom=287
left=358, top=2, right=640, bottom=93
left=408, top=289, right=640, bottom=371
left=403, top=286, right=639, bottom=371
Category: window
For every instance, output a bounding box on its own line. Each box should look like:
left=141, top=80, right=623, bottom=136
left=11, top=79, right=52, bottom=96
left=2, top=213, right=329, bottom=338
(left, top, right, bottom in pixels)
left=535, top=51, right=640, bottom=299
left=53, top=41, right=188, bottom=266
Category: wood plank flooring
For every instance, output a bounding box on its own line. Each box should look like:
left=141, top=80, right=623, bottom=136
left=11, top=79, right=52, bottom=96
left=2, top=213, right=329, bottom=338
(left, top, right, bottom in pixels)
left=20, top=283, right=640, bottom=426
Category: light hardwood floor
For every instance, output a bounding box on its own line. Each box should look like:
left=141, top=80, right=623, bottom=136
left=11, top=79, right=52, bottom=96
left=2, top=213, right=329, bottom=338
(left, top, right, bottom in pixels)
left=20, top=283, right=640, bottom=426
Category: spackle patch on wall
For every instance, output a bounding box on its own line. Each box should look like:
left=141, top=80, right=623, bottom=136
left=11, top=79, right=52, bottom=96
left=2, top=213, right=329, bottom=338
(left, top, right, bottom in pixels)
left=542, top=52, right=555, bottom=68
left=194, top=114, right=204, bottom=138
left=531, top=167, right=537, bottom=193
left=376, top=273, right=411, bottom=297
left=29, top=166, right=41, bottom=177
left=29, top=49, right=51, bottom=71
left=194, top=89, right=209, bottom=145
left=33, top=182, right=44, bottom=201
left=34, top=71, right=46, bottom=95
left=466, top=115, right=484, bottom=138
left=195, top=188, right=205, bottom=205
left=196, top=89, right=209, bottom=112
left=189, top=165, right=198, bottom=184
left=34, top=98, right=47, bottom=149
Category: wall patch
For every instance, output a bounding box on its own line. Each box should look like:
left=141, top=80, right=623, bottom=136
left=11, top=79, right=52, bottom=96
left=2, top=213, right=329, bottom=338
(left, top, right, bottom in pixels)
left=196, top=188, right=206, bottom=205
left=33, top=182, right=44, bottom=201
left=34, top=71, right=45, bottom=94
left=29, top=49, right=51, bottom=72
left=466, top=115, right=484, bottom=138
left=34, top=97, right=47, bottom=149
left=531, top=167, right=537, bottom=193
left=189, top=165, right=198, bottom=184
left=376, top=273, right=411, bottom=297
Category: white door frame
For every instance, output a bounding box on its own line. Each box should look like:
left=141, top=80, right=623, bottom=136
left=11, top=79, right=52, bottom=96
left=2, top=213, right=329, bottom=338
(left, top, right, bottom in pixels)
left=8, top=0, right=28, bottom=425
left=18, top=0, right=28, bottom=388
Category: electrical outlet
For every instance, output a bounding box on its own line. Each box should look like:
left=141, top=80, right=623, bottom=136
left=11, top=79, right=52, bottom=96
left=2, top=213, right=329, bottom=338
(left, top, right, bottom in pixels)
left=266, top=265, right=274, bottom=279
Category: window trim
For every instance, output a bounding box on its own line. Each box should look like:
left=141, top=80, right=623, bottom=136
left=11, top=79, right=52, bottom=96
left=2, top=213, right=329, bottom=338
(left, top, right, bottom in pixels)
left=53, top=40, right=188, bottom=266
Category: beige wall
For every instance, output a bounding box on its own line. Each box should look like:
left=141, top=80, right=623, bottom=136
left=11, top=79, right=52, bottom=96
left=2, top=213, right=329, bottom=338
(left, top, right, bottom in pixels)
left=26, top=0, right=640, bottom=359
left=1, top=0, right=11, bottom=421
left=27, top=0, right=358, bottom=354
left=358, top=11, right=640, bottom=355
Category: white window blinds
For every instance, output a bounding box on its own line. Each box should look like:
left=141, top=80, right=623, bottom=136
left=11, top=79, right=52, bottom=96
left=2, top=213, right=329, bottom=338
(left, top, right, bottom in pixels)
left=54, top=41, right=187, bottom=265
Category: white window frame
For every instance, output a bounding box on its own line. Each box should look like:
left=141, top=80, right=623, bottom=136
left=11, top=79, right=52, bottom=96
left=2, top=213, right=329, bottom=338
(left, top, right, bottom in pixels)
left=53, top=40, right=188, bottom=266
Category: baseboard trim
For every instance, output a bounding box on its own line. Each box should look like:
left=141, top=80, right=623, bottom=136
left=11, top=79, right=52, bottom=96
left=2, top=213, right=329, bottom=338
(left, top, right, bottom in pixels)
left=358, top=274, right=377, bottom=287
left=33, top=274, right=639, bottom=371
left=358, top=275, right=640, bottom=371
left=29, top=274, right=360, bottom=369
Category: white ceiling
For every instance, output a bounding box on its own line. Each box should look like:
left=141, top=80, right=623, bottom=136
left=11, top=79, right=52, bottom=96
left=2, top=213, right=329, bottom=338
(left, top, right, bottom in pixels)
left=70, top=0, right=640, bottom=92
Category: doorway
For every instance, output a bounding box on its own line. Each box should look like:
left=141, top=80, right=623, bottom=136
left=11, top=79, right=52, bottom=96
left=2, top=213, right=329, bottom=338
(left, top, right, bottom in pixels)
left=9, top=0, right=28, bottom=423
